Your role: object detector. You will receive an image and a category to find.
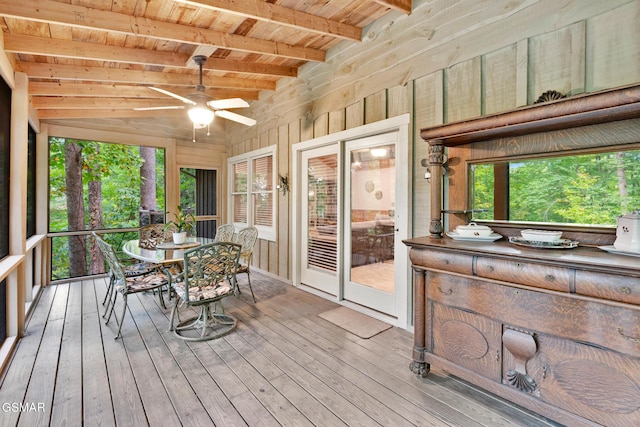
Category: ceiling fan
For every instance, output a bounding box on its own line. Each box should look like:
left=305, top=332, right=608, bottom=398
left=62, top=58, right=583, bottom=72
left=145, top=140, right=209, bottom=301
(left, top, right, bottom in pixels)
left=135, top=55, right=256, bottom=141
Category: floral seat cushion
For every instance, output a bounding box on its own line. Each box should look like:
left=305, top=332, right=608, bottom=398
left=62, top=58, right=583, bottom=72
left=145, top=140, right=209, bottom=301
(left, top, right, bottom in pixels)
left=115, top=272, right=168, bottom=293
left=172, top=279, right=233, bottom=302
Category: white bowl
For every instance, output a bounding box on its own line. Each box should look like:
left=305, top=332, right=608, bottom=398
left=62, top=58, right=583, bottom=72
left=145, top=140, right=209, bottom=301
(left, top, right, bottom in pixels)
left=455, top=222, right=493, bottom=237
left=520, top=229, right=563, bottom=242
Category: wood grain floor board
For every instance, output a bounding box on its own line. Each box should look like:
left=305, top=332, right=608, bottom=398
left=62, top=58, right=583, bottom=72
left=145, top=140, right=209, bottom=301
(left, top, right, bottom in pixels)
left=50, top=281, right=83, bottom=427
left=0, top=272, right=562, bottom=427
left=228, top=303, right=385, bottom=427
left=17, top=284, right=69, bottom=427
left=94, top=278, right=149, bottom=427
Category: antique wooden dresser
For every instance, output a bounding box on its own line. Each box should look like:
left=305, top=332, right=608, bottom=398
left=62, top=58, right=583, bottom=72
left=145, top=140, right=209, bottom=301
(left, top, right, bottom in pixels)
left=406, top=84, right=640, bottom=426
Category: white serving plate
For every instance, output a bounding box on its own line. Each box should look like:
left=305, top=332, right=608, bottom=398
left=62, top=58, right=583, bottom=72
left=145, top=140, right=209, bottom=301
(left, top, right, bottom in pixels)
left=446, top=231, right=502, bottom=242
left=455, top=222, right=494, bottom=237
left=599, top=245, right=640, bottom=257
left=520, top=229, right=563, bottom=242
left=509, top=236, right=578, bottom=249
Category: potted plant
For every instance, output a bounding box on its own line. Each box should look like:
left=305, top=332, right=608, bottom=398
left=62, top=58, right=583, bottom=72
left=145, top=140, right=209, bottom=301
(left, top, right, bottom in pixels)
left=164, top=205, right=196, bottom=244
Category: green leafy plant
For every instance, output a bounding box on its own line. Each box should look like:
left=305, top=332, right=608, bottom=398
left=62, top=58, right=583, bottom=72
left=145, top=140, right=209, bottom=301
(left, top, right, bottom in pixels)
left=165, top=205, right=196, bottom=234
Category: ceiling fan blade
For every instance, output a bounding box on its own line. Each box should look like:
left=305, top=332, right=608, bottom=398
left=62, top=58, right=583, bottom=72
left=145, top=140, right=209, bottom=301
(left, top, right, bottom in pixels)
left=215, top=110, right=257, bottom=126
left=207, top=98, right=249, bottom=110
left=149, top=87, right=196, bottom=105
left=134, top=105, right=185, bottom=111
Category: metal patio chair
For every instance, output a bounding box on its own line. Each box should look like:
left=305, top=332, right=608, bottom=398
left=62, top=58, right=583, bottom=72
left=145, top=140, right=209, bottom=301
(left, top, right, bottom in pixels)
left=167, top=241, right=241, bottom=341
left=93, top=232, right=169, bottom=339
left=214, top=223, right=236, bottom=242
left=234, top=226, right=259, bottom=302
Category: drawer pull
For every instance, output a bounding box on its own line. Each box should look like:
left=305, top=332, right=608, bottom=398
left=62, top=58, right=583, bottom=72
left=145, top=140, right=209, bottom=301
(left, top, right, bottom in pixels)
left=442, top=259, right=449, bottom=265
left=545, top=274, right=555, bottom=282
left=437, top=285, right=453, bottom=295
left=619, top=286, right=631, bottom=294
left=486, top=266, right=494, bottom=272
left=617, top=327, right=640, bottom=343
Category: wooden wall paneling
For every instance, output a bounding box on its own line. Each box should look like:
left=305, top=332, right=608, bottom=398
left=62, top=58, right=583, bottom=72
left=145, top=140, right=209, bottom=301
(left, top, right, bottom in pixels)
left=251, top=136, right=260, bottom=151
left=445, top=57, right=481, bottom=123
left=587, top=1, right=640, bottom=90
left=413, top=71, right=443, bottom=237
left=328, top=109, right=346, bottom=134
left=300, top=116, right=314, bottom=142
left=277, top=124, right=290, bottom=279
left=388, top=84, right=411, bottom=117
left=483, top=45, right=518, bottom=115
left=259, top=239, right=269, bottom=271
left=268, top=128, right=278, bottom=275
left=527, top=22, right=586, bottom=102
left=364, top=89, right=387, bottom=124
left=345, top=101, right=363, bottom=129
left=313, top=113, right=329, bottom=138
left=515, top=39, right=529, bottom=107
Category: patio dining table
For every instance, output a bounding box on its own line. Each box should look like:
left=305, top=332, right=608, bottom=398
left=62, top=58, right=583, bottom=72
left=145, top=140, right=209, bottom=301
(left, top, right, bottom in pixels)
left=122, top=236, right=216, bottom=266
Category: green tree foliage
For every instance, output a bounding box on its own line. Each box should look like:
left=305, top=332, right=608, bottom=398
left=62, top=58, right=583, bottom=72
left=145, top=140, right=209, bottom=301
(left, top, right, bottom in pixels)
left=49, top=137, right=165, bottom=280
left=472, top=149, right=640, bottom=226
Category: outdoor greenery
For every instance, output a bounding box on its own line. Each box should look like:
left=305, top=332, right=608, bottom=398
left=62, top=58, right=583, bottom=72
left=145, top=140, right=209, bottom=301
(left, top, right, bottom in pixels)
left=471, top=148, right=640, bottom=226
left=49, top=137, right=165, bottom=280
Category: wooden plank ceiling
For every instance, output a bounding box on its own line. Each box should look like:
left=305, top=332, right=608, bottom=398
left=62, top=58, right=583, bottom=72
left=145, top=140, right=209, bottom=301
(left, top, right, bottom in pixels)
left=0, top=0, right=411, bottom=142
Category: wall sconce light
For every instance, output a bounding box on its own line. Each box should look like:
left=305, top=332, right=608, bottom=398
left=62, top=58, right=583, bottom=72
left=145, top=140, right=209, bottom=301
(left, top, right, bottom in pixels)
left=421, top=155, right=449, bottom=182
left=277, top=174, right=289, bottom=196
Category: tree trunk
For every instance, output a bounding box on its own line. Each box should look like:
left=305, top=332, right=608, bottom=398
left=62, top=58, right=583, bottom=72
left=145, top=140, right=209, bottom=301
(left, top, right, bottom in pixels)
left=140, top=146, right=156, bottom=211
left=88, top=144, right=104, bottom=274
left=616, top=152, right=629, bottom=211
left=64, top=141, right=87, bottom=277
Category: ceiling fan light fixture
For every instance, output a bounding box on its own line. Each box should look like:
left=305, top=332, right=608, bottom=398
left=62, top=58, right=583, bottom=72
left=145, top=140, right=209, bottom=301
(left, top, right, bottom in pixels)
left=188, top=105, right=214, bottom=127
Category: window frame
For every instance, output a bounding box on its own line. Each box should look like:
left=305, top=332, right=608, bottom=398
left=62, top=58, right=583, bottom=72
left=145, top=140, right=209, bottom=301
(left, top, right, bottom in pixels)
left=228, top=146, right=277, bottom=241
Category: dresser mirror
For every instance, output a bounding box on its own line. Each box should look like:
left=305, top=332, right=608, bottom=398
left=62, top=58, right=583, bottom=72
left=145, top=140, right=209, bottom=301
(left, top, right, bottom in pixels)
left=469, top=145, right=640, bottom=228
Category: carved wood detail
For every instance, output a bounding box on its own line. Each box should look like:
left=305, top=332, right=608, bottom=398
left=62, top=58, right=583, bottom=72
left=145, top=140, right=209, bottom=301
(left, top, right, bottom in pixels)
left=502, top=328, right=537, bottom=393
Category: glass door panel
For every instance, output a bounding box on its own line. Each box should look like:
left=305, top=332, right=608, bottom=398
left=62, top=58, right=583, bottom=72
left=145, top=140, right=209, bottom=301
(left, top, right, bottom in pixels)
left=300, top=145, right=340, bottom=296
left=344, top=133, right=397, bottom=315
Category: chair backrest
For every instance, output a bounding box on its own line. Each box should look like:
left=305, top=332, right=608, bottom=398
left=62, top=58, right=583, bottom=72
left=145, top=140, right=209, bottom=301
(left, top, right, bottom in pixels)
left=181, top=242, right=241, bottom=300
left=92, top=231, right=126, bottom=284
left=235, top=226, right=258, bottom=264
left=215, top=224, right=236, bottom=242
left=139, top=223, right=175, bottom=249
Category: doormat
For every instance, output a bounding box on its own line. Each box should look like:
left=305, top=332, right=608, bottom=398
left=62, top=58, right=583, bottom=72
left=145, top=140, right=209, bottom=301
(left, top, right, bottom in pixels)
left=318, top=306, right=392, bottom=339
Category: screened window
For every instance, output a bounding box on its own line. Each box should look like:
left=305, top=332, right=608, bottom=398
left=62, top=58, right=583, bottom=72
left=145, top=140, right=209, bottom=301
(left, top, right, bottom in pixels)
left=228, top=146, right=276, bottom=241
left=49, top=137, right=165, bottom=280
left=26, top=125, right=36, bottom=238
left=0, top=75, right=10, bottom=260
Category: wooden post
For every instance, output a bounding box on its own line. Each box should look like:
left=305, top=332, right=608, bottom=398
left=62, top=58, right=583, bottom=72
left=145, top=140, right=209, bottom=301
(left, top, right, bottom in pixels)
left=428, top=140, right=444, bottom=238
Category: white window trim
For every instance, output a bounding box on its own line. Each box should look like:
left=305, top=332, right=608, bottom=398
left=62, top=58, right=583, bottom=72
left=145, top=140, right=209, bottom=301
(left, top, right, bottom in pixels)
left=228, top=145, right=277, bottom=241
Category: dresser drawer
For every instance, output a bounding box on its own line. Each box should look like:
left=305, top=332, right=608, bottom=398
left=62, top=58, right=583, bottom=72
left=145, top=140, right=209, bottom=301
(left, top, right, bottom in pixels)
left=575, top=270, right=640, bottom=305
left=475, top=257, right=572, bottom=292
left=410, top=248, right=473, bottom=274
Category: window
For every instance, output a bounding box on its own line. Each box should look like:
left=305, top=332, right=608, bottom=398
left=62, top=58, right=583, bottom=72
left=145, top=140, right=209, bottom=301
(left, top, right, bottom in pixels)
left=0, top=77, right=9, bottom=260
left=179, top=168, right=218, bottom=238
left=26, top=125, right=36, bottom=238
left=228, top=146, right=276, bottom=241
left=470, top=147, right=640, bottom=226
left=48, top=137, right=166, bottom=280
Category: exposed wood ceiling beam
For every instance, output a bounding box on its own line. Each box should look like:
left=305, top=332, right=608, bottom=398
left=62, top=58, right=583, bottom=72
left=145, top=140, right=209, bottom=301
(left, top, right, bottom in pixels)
left=18, top=62, right=277, bottom=90
left=4, top=34, right=298, bottom=78
left=374, top=0, right=412, bottom=14
left=174, top=0, right=362, bottom=41
left=37, top=109, right=187, bottom=119
left=0, top=0, right=325, bottom=62
left=28, top=82, right=260, bottom=100
left=31, top=97, right=188, bottom=110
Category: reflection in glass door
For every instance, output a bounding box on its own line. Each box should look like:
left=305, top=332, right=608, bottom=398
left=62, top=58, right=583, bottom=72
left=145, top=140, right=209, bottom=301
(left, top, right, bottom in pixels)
left=344, top=133, right=397, bottom=315
left=300, top=145, right=340, bottom=296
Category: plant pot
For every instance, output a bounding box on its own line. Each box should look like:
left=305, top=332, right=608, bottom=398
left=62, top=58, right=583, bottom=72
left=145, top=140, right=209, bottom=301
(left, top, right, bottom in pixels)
left=173, top=232, right=187, bottom=244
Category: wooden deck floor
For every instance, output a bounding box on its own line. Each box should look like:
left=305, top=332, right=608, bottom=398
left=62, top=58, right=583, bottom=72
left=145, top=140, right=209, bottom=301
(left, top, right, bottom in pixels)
left=0, top=272, right=560, bottom=427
